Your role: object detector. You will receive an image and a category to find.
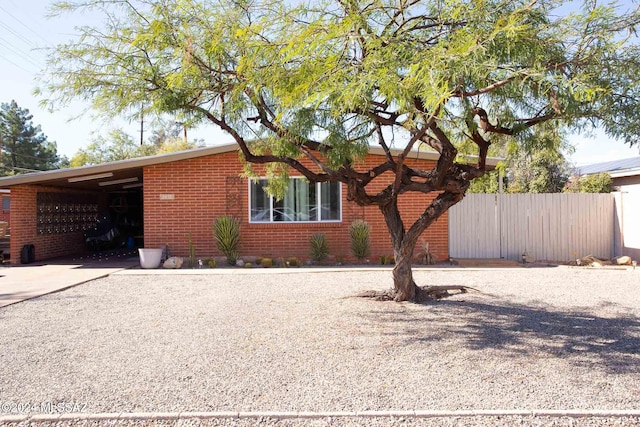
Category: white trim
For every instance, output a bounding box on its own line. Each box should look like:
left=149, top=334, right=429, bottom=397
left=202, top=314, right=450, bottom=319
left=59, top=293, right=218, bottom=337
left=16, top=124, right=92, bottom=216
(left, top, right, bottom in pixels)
left=68, top=172, right=114, bottom=183
left=248, top=177, right=342, bottom=224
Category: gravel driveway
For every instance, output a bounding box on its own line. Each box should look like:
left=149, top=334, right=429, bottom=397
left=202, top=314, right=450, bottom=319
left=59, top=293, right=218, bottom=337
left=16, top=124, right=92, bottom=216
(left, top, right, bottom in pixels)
left=1, top=266, right=640, bottom=426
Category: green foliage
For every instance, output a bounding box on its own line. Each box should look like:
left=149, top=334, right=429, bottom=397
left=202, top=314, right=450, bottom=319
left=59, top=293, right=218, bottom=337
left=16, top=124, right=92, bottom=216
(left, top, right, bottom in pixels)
left=207, top=258, right=217, bottom=268
left=467, top=171, right=501, bottom=194
left=309, top=233, right=329, bottom=262
left=507, top=127, right=572, bottom=193
left=70, top=127, right=202, bottom=167
left=379, top=255, right=387, bottom=265
left=287, top=257, right=300, bottom=267
left=261, top=258, right=273, bottom=268
left=213, top=216, right=241, bottom=265
left=349, top=220, right=371, bottom=260
left=244, top=262, right=253, bottom=268
left=0, top=100, right=66, bottom=175
left=187, top=233, right=196, bottom=268
left=564, top=172, right=612, bottom=193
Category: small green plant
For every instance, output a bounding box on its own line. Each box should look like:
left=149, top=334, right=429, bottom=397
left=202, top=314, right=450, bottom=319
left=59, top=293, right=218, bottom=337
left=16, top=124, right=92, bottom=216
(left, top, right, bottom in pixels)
left=207, top=258, right=217, bottom=268
left=213, top=216, right=241, bottom=265
left=187, top=233, right=196, bottom=268
left=261, top=258, right=273, bottom=268
left=336, top=256, right=345, bottom=265
left=244, top=262, right=253, bottom=268
left=309, top=233, right=329, bottom=261
left=349, top=220, right=371, bottom=260
left=256, top=257, right=263, bottom=265
left=288, top=257, right=300, bottom=267
left=379, top=255, right=387, bottom=265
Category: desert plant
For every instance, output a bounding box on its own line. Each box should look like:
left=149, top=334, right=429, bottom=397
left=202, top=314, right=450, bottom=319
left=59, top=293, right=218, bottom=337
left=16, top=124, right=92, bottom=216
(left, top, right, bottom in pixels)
left=186, top=233, right=196, bottom=268
left=309, top=233, right=329, bottom=261
left=213, top=216, right=241, bottom=265
left=379, top=255, right=387, bottom=265
left=261, top=258, right=273, bottom=268
left=244, top=262, right=253, bottom=268
left=256, top=257, right=263, bottom=265
left=202, top=258, right=217, bottom=268
left=349, top=220, right=371, bottom=260
left=288, top=257, right=300, bottom=267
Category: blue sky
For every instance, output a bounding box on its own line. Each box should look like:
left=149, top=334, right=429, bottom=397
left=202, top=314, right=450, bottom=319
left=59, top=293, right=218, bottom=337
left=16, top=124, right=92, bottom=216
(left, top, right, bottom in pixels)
left=1, top=0, right=638, bottom=165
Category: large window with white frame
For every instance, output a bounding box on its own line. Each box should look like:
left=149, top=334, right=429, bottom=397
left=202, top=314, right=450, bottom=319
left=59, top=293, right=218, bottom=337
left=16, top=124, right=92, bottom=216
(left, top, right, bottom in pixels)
left=249, top=178, right=341, bottom=223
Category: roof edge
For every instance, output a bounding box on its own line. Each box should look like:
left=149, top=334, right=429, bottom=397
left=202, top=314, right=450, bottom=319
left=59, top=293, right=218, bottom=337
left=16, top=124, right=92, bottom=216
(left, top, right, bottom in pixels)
left=0, top=141, right=501, bottom=188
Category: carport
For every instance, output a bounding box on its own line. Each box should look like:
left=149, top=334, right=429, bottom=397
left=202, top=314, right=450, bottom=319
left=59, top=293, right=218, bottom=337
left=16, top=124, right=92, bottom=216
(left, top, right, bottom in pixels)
left=0, top=160, right=145, bottom=264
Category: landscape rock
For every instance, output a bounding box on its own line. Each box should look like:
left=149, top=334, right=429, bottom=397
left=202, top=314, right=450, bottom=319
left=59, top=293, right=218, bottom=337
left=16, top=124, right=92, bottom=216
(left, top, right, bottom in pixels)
left=163, top=256, right=184, bottom=269
left=613, top=255, right=632, bottom=265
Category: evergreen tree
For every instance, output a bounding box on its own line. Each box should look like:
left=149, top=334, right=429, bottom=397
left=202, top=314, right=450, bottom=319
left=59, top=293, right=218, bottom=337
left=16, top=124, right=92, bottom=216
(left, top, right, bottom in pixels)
left=0, top=100, right=64, bottom=175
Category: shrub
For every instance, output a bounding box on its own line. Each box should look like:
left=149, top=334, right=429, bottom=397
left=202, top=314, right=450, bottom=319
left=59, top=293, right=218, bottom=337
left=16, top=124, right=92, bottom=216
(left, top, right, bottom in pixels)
left=379, top=255, right=387, bottom=265
left=207, top=258, right=217, bottom=268
left=213, top=216, right=241, bottom=265
left=244, top=262, right=253, bottom=268
left=309, top=233, right=329, bottom=261
left=261, top=258, right=273, bottom=268
left=288, top=257, right=300, bottom=267
left=349, top=220, right=371, bottom=260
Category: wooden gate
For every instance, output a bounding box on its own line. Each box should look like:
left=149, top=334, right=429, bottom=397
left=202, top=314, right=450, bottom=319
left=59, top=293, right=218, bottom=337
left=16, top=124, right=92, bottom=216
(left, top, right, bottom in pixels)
left=449, top=193, right=614, bottom=261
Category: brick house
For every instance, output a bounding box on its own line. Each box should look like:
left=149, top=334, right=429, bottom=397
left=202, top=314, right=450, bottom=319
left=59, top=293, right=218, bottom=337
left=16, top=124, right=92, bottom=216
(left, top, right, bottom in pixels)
left=0, top=143, right=494, bottom=265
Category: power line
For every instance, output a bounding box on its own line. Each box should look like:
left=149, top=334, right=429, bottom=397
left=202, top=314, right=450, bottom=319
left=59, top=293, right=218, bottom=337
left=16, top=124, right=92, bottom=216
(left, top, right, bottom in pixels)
left=0, top=50, right=32, bottom=73
left=0, top=4, right=51, bottom=46
left=0, top=36, right=43, bottom=69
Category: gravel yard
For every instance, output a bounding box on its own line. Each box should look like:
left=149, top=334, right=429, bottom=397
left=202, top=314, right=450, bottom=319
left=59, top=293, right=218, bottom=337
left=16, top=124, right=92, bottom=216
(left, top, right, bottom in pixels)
left=1, top=266, right=640, bottom=426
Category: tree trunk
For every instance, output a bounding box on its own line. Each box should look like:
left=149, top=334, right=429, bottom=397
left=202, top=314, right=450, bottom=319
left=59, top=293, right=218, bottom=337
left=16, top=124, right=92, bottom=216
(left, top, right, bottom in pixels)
left=392, top=246, right=418, bottom=301
left=380, top=191, right=466, bottom=302
left=381, top=200, right=421, bottom=302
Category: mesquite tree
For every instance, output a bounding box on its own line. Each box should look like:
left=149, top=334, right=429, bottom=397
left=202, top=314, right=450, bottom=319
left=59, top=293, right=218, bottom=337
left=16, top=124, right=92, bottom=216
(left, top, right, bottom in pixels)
left=43, top=0, right=640, bottom=301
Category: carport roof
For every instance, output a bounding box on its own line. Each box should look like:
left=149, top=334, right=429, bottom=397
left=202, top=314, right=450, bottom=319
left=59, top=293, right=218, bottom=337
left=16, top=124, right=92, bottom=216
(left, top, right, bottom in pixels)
left=0, top=142, right=501, bottom=190
left=0, top=143, right=239, bottom=190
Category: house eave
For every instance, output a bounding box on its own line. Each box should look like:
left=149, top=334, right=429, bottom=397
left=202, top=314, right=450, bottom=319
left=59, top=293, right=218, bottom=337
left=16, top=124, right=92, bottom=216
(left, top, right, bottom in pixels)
left=0, top=141, right=501, bottom=189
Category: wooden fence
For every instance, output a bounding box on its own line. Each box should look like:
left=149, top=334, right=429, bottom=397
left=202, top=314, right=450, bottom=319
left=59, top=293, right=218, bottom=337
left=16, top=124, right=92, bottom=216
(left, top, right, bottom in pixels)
left=448, top=193, right=614, bottom=262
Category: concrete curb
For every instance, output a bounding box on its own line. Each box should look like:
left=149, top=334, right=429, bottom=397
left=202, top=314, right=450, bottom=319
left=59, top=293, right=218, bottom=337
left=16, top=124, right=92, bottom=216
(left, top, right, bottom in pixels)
left=2, top=409, right=640, bottom=423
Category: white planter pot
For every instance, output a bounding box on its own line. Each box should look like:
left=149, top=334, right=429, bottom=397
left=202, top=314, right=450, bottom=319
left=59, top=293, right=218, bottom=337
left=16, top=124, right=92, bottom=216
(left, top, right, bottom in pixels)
left=138, top=248, right=163, bottom=269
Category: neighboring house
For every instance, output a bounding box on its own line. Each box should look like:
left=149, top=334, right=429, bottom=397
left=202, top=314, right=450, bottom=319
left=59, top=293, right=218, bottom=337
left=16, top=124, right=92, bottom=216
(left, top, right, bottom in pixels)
left=0, top=189, right=9, bottom=226
left=578, top=156, right=640, bottom=260
left=0, top=143, right=496, bottom=265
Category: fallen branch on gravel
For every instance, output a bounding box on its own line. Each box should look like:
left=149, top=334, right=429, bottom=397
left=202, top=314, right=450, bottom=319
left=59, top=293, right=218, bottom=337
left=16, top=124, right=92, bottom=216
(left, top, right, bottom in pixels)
left=357, top=285, right=479, bottom=302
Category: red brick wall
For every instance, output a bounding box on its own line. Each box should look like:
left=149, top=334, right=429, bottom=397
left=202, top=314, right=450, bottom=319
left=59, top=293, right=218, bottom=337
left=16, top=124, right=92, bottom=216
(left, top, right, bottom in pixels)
left=9, top=185, right=107, bottom=264
left=144, top=151, right=449, bottom=262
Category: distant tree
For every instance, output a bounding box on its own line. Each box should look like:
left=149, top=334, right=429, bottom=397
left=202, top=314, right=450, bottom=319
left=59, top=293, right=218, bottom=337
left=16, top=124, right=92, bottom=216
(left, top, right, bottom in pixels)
left=507, top=127, right=572, bottom=193
left=70, top=127, right=202, bottom=167
left=564, top=172, right=612, bottom=193
left=0, top=100, right=65, bottom=175
left=467, top=170, right=501, bottom=194
left=70, top=129, right=142, bottom=166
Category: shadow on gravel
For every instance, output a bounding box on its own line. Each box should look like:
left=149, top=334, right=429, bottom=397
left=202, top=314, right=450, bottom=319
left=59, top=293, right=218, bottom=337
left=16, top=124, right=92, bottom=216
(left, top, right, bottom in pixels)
left=366, top=300, right=640, bottom=374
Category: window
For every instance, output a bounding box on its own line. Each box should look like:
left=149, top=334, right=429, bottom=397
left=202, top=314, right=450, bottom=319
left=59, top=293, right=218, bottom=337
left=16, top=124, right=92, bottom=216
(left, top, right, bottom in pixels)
left=250, top=178, right=341, bottom=222
left=2, top=197, right=9, bottom=211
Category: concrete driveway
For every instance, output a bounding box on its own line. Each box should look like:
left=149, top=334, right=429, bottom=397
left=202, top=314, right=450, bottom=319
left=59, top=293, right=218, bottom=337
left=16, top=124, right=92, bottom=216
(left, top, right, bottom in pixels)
left=0, top=256, right=138, bottom=308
